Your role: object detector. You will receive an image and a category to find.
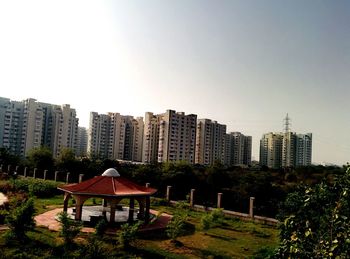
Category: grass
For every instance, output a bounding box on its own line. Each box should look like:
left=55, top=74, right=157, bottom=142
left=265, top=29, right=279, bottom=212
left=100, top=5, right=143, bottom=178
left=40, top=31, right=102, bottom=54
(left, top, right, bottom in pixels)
left=136, top=210, right=278, bottom=258
left=1, top=192, right=280, bottom=258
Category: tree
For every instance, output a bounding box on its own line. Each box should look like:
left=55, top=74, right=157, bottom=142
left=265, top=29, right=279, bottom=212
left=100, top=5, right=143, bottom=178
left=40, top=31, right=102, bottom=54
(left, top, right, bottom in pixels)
left=57, top=211, right=82, bottom=247
left=26, top=146, right=54, bottom=170
left=0, top=147, right=20, bottom=167
left=55, top=148, right=77, bottom=171
left=275, top=165, right=350, bottom=258
left=5, top=198, right=36, bottom=240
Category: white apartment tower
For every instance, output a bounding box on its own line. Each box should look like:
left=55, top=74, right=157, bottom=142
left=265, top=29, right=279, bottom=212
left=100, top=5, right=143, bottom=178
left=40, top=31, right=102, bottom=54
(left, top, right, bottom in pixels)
left=88, top=112, right=144, bottom=162
left=77, top=127, right=88, bottom=156
left=41, top=103, right=79, bottom=157
left=0, top=97, right=79, bottom=157
left=158, top=110, right=197, bottom=164
left=142, top=110, right=197, bottom=164
left=195, top=119, right=226, bottom=165
left=88, top=112, right=112, bottom=158
left=142, top=112, right=161, bottom=164
left=131, top=117, right=144, bottom=162
left=225, top=132, right=252, bottom=166
left=260, top=132, right=283, bottom=169
left=260, top=131, right=312, bottom=168
left=296, top=133, right=312, bottom=166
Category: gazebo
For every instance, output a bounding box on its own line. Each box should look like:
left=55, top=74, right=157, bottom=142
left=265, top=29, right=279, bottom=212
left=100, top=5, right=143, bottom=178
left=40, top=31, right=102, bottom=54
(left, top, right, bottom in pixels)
left=57, top=168, right=157, bottom=224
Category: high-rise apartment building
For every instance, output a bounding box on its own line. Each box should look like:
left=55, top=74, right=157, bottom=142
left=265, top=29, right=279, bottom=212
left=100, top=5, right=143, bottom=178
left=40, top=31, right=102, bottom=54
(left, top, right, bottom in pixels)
left=195, top=119, right=226, bottom=165
left=158, top=110, right=197, bottom=164
left=77, top=127, right=88, bottom=156
left=142, top=112, right=161, bottom=164
left=224, top=132, right=252, bottom=166
left=260, top=132, right=283, bottom=169
left=0, top=97, right=79, bottom=157
left=260, top=132, right=312, bottom=168
left=295, top=133, right=312, bottom=166
left=87, top=112, right=144, bottom=162
left=142, top=110, right=197, bottom=164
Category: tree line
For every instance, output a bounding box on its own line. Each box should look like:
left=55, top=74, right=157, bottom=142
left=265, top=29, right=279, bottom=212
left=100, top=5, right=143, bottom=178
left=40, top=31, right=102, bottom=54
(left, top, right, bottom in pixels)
left=0, top=146, right=347, bottom=218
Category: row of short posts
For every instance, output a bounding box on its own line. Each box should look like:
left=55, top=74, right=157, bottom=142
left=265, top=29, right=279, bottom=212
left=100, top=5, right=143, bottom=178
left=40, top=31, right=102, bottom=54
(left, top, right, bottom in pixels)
left=1, top=164, right=86, bottom=184
left=165, top=185, right=255, bottom=219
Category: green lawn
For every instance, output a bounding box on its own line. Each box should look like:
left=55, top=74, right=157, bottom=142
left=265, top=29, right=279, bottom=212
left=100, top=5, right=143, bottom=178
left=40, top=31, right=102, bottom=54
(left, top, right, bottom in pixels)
left=1, top=194, right=279, bottom=258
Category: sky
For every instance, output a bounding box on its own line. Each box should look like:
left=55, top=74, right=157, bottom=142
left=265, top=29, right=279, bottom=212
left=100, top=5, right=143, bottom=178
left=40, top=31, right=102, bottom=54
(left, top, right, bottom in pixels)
left=0, top=0, right=349, bottom=165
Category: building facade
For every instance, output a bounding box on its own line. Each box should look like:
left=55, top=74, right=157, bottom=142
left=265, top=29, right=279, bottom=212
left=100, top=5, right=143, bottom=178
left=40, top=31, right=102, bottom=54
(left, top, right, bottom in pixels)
left=87, top=112, right=144, bottom=162
left=142, top=112, right=161, bottom=164
left=0, top=97, right=79, bottom=157
left=77, top=127, right=88, bottom=156
left=225, top=132, right=252, bottom=166
left=260, top=132, right=312, bottom=168
left=142, top=110, right=197, bottom=164
left=195, top=119, right=226, bottom=165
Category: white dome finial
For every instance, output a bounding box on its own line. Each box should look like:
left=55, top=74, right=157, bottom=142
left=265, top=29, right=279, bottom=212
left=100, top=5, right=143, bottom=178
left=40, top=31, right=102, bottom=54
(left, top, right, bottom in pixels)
left=102, top=168, right=120, bottom=177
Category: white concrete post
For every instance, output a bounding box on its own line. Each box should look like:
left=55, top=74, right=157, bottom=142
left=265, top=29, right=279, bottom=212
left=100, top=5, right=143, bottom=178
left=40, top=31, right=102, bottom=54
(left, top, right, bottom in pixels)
left=217, top=193, right=223, bottom=209
left=79, top=174, right=84, bottom=183
left=166, top=186, right=172, bottom=201
left=249, top=197, right=255, bottom=219
left=190, top=189, right=195, bottom=208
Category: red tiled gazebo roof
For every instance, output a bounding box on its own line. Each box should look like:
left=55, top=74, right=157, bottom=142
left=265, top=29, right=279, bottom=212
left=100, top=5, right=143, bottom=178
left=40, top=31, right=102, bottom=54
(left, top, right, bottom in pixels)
left=58, top=176, right=157, bottom=198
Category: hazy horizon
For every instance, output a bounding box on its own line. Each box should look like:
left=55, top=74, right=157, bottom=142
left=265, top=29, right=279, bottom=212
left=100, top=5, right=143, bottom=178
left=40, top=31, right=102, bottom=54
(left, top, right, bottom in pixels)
left=0, top=1, right=349, bottom=165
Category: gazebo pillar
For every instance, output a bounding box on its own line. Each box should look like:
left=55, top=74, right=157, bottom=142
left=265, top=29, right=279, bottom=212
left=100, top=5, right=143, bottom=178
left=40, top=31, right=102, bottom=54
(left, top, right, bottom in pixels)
left=74, top=195, right=88, bottom=221
left=145, top=196, right=151, bottom=224
left=109, top=200, right=117, bottom=224
left=102, top=199, right=108, bottom=218
left=128, top=197, right=135, bottom=223
left=63, top=193, right=71, bottom=212
left=136, top=197, right=146, bottom=220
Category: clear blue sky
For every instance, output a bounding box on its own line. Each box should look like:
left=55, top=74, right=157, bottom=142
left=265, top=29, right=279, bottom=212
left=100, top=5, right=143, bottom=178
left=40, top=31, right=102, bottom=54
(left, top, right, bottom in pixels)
left=0, top=1, right=349, bottom=165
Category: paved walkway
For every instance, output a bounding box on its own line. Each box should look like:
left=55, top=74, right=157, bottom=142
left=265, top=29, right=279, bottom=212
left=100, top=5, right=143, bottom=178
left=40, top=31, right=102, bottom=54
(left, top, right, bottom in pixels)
left=35, top=207, right=172, bottom=234
left=0, top=192, right=7, bottom=206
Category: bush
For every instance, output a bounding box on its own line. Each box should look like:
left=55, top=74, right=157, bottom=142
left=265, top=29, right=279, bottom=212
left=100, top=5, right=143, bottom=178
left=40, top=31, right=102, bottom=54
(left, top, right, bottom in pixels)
left=5, top=198, right=36, bottom=240
left=117, top=221, right=142, bottom=249
left=94, top=218, right=108, bottom=238
left=274, top=165, right=350, bottom=258
left=80, top=237, right=110, bottom=259
left=57, top=211, right=82, bottom=247
left=200, top=208, right=225, bottom=231
left=0, top=209, right=9, bottom=224
left=0, top=180, right=14, bottom=193
left=166, top=212, right=187, bottom=241
left=10, top=178, right=60, bottom=197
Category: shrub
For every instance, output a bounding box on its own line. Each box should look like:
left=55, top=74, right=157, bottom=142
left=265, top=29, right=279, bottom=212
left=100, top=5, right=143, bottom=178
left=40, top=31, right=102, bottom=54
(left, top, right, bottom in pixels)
left=0, top=180, right=14, bottom=193
left=117, top=221, right=142, bottom=249
left=80, top=237, right=110, bottom=259
left=5, top=198, right=36, bottom=240
left=200, top=208, right=225, bottom=231
left=10, top=178, right=60, bottom=197
left=94, top=218, right=108, bottom=238
left=57, top=211, right=82, bottom=247
left=0, top=209, right=9, bottom=224
left=166, top=212, right=187, bottom=241
left=275, top=165, right=350, bottom=258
